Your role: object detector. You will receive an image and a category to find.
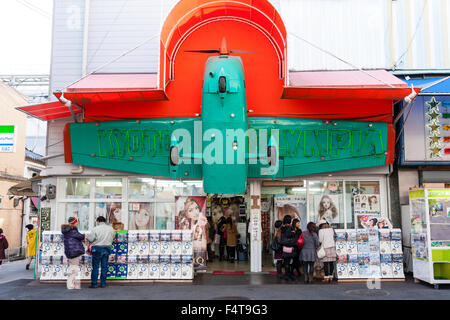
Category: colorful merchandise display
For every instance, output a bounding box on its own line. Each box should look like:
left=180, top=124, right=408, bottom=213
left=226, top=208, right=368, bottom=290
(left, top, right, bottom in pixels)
left=410, top=189, right=450, bottom=288
left=335, top=228, right=405, bottom=279
left=40, top=229, right=194, bottom=281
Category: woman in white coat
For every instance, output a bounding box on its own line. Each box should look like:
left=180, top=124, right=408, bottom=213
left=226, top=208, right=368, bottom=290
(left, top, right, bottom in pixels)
left=318, top=219, right=337, bottom=283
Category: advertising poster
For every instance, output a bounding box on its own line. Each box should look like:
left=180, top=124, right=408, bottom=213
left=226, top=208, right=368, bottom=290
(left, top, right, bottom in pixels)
left=209, top=196, right=243, bottom=223
left=354, top=194, right=380, bottom=214
left=128, top=203, right=154, bottom=230
left=312, top=194, right=340, bottom=224
left=357, top=215, right=393, bottom=230
left=274, top=196, right=307, bottom=231
left=175, top=196, right=207, bottom=271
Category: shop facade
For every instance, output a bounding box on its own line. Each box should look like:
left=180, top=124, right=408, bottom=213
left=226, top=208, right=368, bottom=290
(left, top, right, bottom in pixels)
left=20, top=0, right=417, bottom=280
left=394, top=73, right=450, bottom=283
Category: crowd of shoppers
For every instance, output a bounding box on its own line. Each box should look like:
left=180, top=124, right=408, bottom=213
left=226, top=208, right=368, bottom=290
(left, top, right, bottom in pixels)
left=271, top=215, right=337, bottom=284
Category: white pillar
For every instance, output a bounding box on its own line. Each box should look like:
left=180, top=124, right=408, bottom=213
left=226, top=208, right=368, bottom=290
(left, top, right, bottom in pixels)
left=249, top=180, right=262, bottom=272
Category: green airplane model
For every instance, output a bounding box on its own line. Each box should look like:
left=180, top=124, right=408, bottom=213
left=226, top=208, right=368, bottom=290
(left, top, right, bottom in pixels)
left=67, top=38, right=389, bottom=194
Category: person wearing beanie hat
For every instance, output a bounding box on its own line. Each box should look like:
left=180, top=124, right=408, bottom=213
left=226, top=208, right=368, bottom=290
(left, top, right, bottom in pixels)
left=25, top=224, right=36, bottom=270
left=62, top=217, right=86, bottom=289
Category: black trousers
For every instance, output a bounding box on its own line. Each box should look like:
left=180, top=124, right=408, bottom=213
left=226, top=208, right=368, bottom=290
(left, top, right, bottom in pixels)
left=227, top=246, right=236, bottom=262
left=324, top=261, right=335, bottom=277
left=291, top=258, right=301, bottom=276
left=303, top=261, right=314, bottom=275
left=283, top=257, right=293, bottom=277
left=219, top=244, right=225, bottom=260
left=207, top=243, right=214, bottom=262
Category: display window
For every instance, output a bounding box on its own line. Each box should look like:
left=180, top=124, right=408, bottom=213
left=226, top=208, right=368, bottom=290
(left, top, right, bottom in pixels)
left=56, top=177, right=204, bottom=231
left=63, top=178, right=90, bottom=199
left=269, top=178, right=388, bottom=231
left=95, top=178, right=122, bottom=199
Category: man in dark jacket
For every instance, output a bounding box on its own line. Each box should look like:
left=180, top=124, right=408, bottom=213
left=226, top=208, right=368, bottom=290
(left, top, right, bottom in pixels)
left=61, top=217, right=85, bottom=289
left=279, top=215, right=297, bottom=282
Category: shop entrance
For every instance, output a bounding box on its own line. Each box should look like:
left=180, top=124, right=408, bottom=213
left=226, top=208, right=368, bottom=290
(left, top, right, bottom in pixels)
left=204, top=191, right=279, bottom=274
left=205, top=195, right=251, bottom=273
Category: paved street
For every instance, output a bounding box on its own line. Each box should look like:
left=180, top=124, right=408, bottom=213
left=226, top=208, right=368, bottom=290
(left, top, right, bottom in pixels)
left=0, top=260, right=449, bottom=300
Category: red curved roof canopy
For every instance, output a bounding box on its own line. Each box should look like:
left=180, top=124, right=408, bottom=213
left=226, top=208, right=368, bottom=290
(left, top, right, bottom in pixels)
left=159, top=0, right=287, bottom=88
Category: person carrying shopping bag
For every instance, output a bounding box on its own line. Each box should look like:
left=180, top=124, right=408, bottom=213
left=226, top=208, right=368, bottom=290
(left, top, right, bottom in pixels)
left=62, top=217, right=86, bottom=289
left=318, top=219, right=337, bottom=283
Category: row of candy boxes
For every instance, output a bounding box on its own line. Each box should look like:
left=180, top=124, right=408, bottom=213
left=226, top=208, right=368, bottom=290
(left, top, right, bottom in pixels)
left=336, top=253, right=403, bottom=265
left=42, top=230, right=193, bottom=243
left=42, top=241, right=194, bottom=257
left=336, top=263, right=405, bottom=279
left=336, top=240, right=403, bottom=255
left=40, top=262, right=193, bottom=280
left=335, top=229, right=402, bottom=242
left=41, top=254, right=193, bottom=265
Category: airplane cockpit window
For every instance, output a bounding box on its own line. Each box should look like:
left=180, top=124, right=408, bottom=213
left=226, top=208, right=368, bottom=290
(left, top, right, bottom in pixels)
left=219, top=76, right=226, bottom=93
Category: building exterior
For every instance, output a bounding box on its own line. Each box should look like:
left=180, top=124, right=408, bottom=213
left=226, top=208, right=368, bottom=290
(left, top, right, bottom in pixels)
left=0, top=82, right=28, bottom=250
left=18, top=0, right=450, bottom=276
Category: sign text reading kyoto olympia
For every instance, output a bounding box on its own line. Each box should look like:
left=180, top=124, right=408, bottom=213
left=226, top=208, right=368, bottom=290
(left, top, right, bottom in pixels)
left=95, top=122, right=386, bottom=163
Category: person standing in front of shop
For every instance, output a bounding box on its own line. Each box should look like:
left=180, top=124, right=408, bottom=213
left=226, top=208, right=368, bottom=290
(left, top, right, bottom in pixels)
left=206, top=216, right=215, bottom=263
left=216, top=215, right=227, bottom=261
left=0, top=228, right=8, bottom=270
left=87, top=216, right=115, bottom=288
left=272, top=220, right=283, bottom=279
left=300, top=222, right=319, bottom=284
left=25, top=224, right=36, bottom=270
left=279, top=215, right=297, bottom=282
left=61, top=217, right=86, bottom=289
left=291, top=218, right=302, bottom=278
left=318, top=219, right=337, bottom=283
left=221, top=217, right=239, bottom=263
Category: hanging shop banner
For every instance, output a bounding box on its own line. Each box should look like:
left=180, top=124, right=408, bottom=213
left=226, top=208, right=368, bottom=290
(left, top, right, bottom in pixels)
left=0, top=125, right=15, bottom=152
left=402, top=96, right=450, bottom=163
left=175, top=196, right=207, bottom=271
left=274, top=196, right=307, bottom=231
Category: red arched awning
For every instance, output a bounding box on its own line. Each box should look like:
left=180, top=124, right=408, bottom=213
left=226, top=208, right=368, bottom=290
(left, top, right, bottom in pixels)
left=159, top=0, right=287, bottom=89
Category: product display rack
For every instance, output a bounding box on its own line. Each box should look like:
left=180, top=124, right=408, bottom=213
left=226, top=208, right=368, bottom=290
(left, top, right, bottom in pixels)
left=410, top=189, right=450, bottom=289
left=334, top=228, right=405, bottom=282
left=39, top=229, right=194, bottom=282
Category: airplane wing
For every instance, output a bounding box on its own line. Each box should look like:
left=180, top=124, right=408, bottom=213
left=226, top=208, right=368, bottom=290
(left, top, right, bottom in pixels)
left=247, top=117, right=391, bottom=178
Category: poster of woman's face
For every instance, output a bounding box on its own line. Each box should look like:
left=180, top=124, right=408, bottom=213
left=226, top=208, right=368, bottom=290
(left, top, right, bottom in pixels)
left=128, top=203, right=154, bottom=230
left=107, top=202, right=122, bottom=224
left=274, top=196, right=307, bottom=231
left=175, top=196, right=207, bottom=271
left=315, top=194, right=339, bottom=223
left=211, top=204, right=224, bottom=226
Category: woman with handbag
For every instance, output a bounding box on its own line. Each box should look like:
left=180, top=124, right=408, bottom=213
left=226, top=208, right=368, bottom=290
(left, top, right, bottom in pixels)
left=291, top=218, right=302, bottom=277
left=271, top=220, right=283, bottom=279
left=279, top=215, right=297, bottom=282
left=300, top=222, right=319, bottom=284
left=318, top=219, right=337, bottom=283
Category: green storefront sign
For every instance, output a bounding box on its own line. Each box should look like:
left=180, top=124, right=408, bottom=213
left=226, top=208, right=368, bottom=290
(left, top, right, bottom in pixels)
left=68, top=117, right=388, bottom=193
